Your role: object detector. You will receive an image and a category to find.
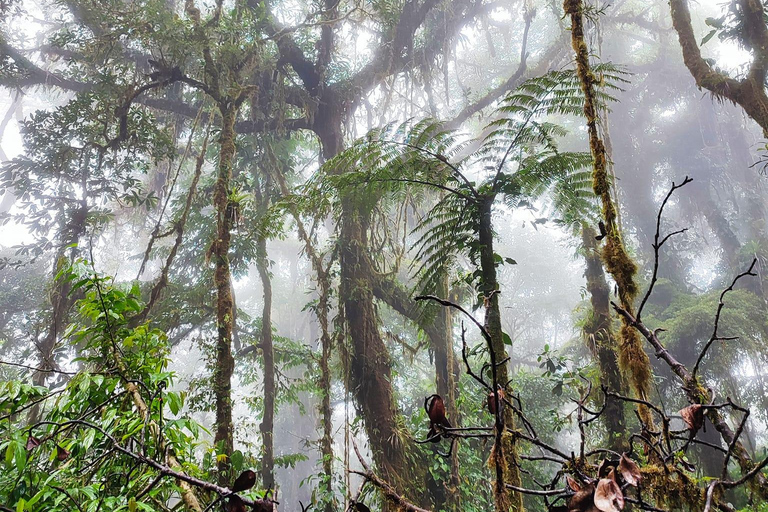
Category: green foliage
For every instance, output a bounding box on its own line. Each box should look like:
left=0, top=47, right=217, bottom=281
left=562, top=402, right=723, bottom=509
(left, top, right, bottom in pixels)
left=312, top=68, right=626, bottom=301
left=0, top=92, right=172, bottom=263
left=700, top=1, right=768, bottom=49
left=0, top=261, right=208, bottom=511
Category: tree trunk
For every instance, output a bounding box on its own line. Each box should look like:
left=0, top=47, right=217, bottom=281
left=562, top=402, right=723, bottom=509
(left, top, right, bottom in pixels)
left=318, top=280, right=335, bottom=512
left=565, top=0, right=654, bottom=429
left=435, top=274, right=461, bottom=512
left=256, top=234, right=275, bottom=490
left=317, top=96, right=416, bottom=501
left=477, top=196, right=524, bottom=512
left=669, top=0, right=768, bottom=136
left=339, top=205, right=408, bottom=485
left=212, top=104, right=237, bottom=482
left=581, top=225, right=628, bottom=451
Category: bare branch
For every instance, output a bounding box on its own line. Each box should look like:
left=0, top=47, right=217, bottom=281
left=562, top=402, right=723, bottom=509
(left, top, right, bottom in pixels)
left=636, top=176, right=692, bottom=320
left=350, top=440, right=432, bottom=512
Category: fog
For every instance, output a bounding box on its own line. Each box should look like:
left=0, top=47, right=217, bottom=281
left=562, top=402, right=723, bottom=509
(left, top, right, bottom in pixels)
left=2, top=0, right=768, bottom=511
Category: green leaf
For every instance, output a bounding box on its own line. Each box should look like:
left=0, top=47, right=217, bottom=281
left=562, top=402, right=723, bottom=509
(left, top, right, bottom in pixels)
left=701, top=29, right=717, bottom=46
left=166, top=392, right=181, bottom=416
left=14, top=440, right=26, bottom=470
left=5, top=440, right=16, bottom=468
left=231, top=450, right=244, bottom=472
left=502, top=331, right=513, bottom=346
left=83, top=428, right=96, bottom=451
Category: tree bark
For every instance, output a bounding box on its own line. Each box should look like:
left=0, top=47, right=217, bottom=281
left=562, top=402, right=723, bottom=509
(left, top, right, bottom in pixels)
left=669, top=0, right=768, bottom=136
left=339, top=205, right=408, bottom=485
left=256, top=234, right=275, bottom=490
left=435, top=274, right=461, bottom=512
left=565, top=0, right=655, bottom=428
left=581, top=225, right=628, bottom=451
left=371, top=273, right=459, bottom=509
left=212, top=104, right=237, bottom=482
left=477, top=196, right=524, bottom=512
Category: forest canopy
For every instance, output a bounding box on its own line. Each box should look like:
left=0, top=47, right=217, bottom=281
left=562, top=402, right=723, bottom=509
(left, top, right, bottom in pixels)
left=1, top=0, right=768, bottom=511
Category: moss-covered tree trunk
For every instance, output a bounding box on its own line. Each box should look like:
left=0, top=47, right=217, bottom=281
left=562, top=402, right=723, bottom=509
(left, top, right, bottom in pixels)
left=212, top=104, right=237, bottom=482
left=435, top=274, right=461, bottom=511
left=315, top=92, right=421, bottom=501
left=317, top=281, right=334, bottom=512
left=339, top=205, right=407, bottom=484
left=477, top=196, right=524, bottom=512
left=565, top=0, right=655, bottom=428
left=256, top=233, right=275, bottom=489
left=581, top=225, right=627, bottom=451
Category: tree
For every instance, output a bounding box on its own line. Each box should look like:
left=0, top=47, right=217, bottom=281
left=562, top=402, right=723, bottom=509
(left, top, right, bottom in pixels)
left=320, top=70, right=603, bottom=510
left=669, top=0, right=768, bottom=136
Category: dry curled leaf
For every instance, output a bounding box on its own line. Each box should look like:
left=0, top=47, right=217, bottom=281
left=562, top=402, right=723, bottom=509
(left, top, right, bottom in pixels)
left=566, top=475, right=582, bottom=492
left=593, top=475, right=624, bottom=512
left=231, top=470, right=256, bottom=492
left=25, top=436, right=41, bottom=451
left=487, top=388, right=505, bottom=415
left=567, top=482, right=596, bottom=512
left=55, top=444, right=70, bottom=461
left=618, top=453, right=641, bottom=487
left=679, top=404, right=704, bottom=434
left=596, top=458, right=611, bottom=478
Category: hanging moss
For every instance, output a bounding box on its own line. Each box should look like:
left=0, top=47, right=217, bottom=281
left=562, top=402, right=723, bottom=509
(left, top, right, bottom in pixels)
left=487, top=431, right=522, bottom=512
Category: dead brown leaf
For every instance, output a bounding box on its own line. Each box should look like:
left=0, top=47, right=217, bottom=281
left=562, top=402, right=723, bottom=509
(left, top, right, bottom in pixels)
left=679, top=404, right=704, bottom=434
left=567, top=482, right=596, bottom=512
left=566, top=475, right=582, bottom=492
left=618, top=453, right=641, bottom=487
left=593, top=476, right=624, bottom=512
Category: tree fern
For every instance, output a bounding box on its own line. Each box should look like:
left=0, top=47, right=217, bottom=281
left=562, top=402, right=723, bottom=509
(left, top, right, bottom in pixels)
left=314, top=66, right=627, bottom=299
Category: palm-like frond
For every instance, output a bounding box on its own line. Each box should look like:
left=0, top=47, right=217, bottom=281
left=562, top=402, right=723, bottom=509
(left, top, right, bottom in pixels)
left=313, top=65, right=628, bottom=297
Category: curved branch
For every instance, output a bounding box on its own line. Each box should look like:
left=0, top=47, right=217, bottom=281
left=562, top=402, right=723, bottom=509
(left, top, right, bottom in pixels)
left=669, top=0, right=768, bottom=135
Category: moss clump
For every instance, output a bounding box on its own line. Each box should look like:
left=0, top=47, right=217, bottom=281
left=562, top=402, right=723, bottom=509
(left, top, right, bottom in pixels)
left=618, top=325, right=651, bottom=395
left=602, top=239, right=638, bottom=298
left=487, top=430, right=524, bottom=512
left=642, top=465, right=705, bottom=510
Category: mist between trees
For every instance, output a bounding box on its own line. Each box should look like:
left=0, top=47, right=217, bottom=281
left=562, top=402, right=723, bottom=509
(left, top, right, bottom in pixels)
left=1, top=0, right=768, bottom=511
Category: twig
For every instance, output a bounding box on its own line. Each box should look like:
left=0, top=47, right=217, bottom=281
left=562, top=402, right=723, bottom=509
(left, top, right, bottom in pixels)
left=350, top=440, right=432, bottom=512
left=720, top=398, right=749, bottom=480
left=51, top=486, right=85, bottom=512
left=636, top=176, right=692, bottom=320
left=503, top=484, right=565, bottom=497
left=702, top=479, right=718, bottom=512
left=415, top=295, right=492, bottom=344
left=693, top=259, right=758, bottom=377
left=0, top=360, right=76, bottom=375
